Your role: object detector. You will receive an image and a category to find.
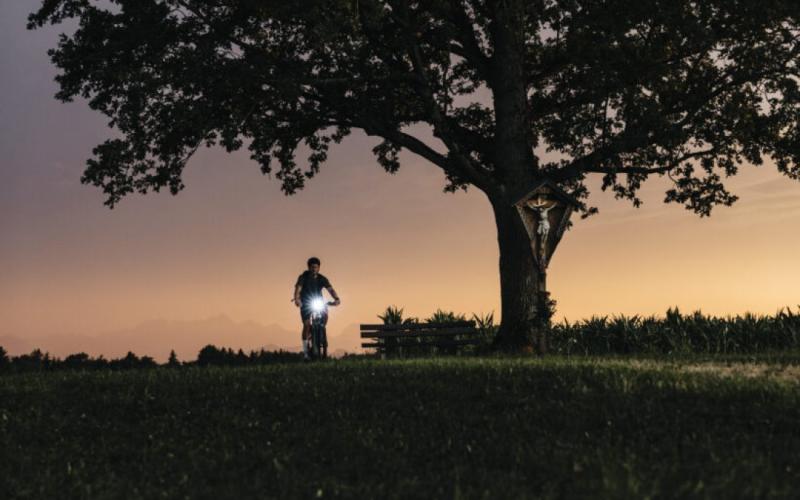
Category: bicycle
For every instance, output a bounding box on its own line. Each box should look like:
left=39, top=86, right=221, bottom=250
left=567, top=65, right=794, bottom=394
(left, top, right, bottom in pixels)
left=307, top=298, right=336, bottom=360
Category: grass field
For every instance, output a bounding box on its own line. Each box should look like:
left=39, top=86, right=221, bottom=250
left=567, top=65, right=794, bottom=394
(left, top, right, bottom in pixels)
left=2, top=356, right=799, bottom=499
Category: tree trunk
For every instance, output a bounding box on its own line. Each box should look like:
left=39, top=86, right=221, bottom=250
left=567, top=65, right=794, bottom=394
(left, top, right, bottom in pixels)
left=485, top=0, right=552, bottom=351
left=490, top=198, right=550, bottom=353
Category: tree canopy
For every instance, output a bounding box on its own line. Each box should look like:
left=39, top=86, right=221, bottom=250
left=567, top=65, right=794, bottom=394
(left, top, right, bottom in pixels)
left=28, top=0, right=800, bottom=216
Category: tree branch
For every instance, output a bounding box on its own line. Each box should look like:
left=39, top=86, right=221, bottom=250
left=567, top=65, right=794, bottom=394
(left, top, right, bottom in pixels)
left=553, top=146, right=719, bottom=182
left=394, top=2, right=496, bottom=194
left=444, top=0, right=492, bottom=83
left=362, top=124, right=452, bottom=172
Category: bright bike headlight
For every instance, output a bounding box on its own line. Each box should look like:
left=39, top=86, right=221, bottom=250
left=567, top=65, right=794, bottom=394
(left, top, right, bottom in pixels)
left=310, top=298, right=325, bottom=312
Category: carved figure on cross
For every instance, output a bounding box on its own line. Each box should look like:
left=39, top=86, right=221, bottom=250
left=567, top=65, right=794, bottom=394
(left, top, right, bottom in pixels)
left=526, top=195, right=557, bottom=241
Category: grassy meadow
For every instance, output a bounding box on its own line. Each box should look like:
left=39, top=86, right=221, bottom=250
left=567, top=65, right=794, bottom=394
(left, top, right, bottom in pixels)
left=2, top=356, right=799, bottom=499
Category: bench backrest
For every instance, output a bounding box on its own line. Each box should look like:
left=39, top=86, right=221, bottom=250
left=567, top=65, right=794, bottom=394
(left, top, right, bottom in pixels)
left=360, top=321, right=478, bottom=338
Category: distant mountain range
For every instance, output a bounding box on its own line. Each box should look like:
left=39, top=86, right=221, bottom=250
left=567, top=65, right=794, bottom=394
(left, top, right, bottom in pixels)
left=0, top=315, right=364, bottom=362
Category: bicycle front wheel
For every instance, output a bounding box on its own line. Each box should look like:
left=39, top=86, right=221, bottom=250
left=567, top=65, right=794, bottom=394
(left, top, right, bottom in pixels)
left=311, top=323, right=322, bottom=358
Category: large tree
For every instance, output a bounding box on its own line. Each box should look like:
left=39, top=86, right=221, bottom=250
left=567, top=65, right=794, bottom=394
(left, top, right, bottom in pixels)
left=29, top=0, right=800, bottom=349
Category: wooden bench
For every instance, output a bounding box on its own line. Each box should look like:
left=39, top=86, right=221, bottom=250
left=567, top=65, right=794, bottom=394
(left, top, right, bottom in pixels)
left=360, top=321, right=482, bottom=358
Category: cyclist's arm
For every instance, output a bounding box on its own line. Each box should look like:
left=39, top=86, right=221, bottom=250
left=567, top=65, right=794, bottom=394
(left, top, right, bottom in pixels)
left=326, top=286, right=341, bottom=304
left=293, top=284, right=302, bottom=305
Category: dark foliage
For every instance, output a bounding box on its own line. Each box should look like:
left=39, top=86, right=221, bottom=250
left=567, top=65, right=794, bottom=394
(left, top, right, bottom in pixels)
left=425, top=308, right=468, bottom=324
left=0, top=345, right=304, bottom=374
left=377, top=305, right=419, bottom=325
left=8, top=349, right=57, bottom=372
left=196, top=345, right=304, bottom=367
left=167, top=349, right=180, bottom=367
left=0, top=350, right=157, bottom=373
left=549, top=306, right=800, bottom=355
left=368, top=305, right=800, bottom=357
left=26, top=1, right=800, bottom=216
left=112, top=351, right=159, bottom=370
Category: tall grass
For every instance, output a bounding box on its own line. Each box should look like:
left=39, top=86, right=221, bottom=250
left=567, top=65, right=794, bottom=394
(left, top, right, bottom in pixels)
left=376, top=305, right=800, bottom=356
left=549, top=306, right=800, bottom=355
left=424, top=309, right=467, bottom=323
left=377, top=305, right=418, bottom=325
left=377, top=308, right=474, bottom=356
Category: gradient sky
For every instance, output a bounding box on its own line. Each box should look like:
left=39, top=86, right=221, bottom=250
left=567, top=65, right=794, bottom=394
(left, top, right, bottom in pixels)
left=2, top=2, right=800, bottom=357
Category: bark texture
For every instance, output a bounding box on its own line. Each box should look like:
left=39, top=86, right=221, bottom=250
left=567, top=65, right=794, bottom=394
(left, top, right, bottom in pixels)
left=491, top=198, right=549, bottom=352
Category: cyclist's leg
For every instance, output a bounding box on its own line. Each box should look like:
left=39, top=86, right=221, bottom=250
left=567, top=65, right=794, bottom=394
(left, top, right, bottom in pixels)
left=301, top=309, right=312, bottom=359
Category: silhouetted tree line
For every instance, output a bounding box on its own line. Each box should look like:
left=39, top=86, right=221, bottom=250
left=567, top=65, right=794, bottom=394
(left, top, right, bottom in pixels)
left=0, top=348, right=158, bottom=373
left=0, top=345, right=306, bottom=374
left=196, top=345, right=304, bottom=366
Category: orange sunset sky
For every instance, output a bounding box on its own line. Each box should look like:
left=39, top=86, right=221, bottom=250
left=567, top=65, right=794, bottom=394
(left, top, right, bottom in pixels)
left=2, top=2, right=799, bottom=360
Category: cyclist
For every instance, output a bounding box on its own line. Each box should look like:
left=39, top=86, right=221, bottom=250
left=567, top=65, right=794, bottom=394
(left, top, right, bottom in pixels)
left=292, top=257, right=340, bottom=360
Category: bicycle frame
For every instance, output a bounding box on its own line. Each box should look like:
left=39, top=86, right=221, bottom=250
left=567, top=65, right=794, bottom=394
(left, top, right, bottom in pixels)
left=307, top=300, right=335, bottom=360
left=309, top=309, right=325, bottom=359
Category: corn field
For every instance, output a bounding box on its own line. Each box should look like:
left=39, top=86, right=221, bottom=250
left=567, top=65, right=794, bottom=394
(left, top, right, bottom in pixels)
left=548, top=307, right=800, bottom=355
left=378, top=305, right=800, bottom=356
